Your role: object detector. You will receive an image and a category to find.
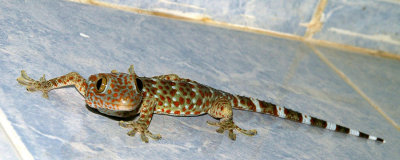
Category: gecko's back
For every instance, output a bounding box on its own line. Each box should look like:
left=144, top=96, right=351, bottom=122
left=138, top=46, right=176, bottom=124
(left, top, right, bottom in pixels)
left=139, top=76, right=385, bottom=143
left=140, top=76, right=223, bottom=116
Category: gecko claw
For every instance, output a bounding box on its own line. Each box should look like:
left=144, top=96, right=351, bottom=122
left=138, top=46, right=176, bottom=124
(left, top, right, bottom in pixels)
left=119, top=121, right=162, bottom=143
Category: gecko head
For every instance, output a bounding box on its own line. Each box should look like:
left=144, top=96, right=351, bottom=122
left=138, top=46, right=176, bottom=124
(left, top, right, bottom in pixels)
left=85, top=71, right=143, bottom=112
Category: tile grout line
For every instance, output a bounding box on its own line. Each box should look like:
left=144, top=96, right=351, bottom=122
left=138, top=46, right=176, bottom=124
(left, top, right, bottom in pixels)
left=275, top=49, right=308, bottom=104
left=307, top=44, right=400, bottom=131
left=304, top=0, right=328, bottom=38
left=68, top=0, right=400, bottom=61
left=0, top=108, right=34, bottom=160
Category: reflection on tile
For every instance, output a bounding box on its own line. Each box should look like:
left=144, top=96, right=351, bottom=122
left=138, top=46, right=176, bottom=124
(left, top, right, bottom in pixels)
left=0, top=0, right=399, bottom=159
left=316, top=46, right=400, bottom=127
left=313, top=0, right=400, bottom=54
left=0, top=126, right=18, bottom=160
left=98, top=0, right=319, bottom=35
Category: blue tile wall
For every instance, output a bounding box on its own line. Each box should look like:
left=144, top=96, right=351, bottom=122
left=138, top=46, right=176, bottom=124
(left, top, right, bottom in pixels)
left=99, top=0, right=400, bottom=54
left=99, top=0, right=319, bottom=36
left=313, top=0, right=400, bottom=54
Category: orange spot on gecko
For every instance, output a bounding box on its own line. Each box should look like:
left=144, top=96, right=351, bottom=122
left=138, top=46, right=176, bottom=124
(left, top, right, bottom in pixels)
left=199, top=90, right=204, bottom=97
left=196, top=98, right=202, bottom=106
left=89, top=76, right=96, bottom=81
left=167, top=97, right=172, bottom=104
left=113, top=93, right=118, bottom=97
left=186, top=98, right=191, bottom=104
left=233, top=98, right=238, bottom=106
left=174, top=111, right=180, bottom=115
left=190, top=91, right=195, bottom=98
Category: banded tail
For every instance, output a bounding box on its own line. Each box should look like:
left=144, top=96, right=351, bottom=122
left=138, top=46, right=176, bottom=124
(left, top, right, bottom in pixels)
left=231, top=95, right=385, bottom=143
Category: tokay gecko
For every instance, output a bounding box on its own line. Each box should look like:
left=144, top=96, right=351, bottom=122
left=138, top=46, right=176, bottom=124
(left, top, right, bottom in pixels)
left=17, top=65, right=384, bottom=143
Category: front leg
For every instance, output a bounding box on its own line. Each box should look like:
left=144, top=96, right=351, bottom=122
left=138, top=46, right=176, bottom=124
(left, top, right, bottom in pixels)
left=17, top=70, right=88, bottom=98
left=119, top=98, right=161, bottom=143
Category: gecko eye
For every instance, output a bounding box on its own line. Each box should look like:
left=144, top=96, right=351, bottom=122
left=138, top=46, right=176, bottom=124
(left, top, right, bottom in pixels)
left=136, top=78, right=143, bottom=92
left=96, top=77, right=107, bottom=93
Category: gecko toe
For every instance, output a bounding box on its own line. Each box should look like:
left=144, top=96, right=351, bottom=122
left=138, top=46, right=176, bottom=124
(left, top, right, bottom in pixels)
left=145, top=131, right=162, bottom=140
left=140, top=133, right=149, bottom=143
left=235, top=126, right=257, bottom=136
left=216, top=127, right=224, bottom=134
left=206, top=121, right=218, bottom=126
left=119, top=121, right=130, bottom=128
left=228, top=130, right=236, bottom=140
left=127, top=130, right=137, bottom=136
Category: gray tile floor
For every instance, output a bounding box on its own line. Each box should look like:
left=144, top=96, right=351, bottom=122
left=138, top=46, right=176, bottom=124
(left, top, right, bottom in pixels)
left=0, top=0, right=399, bottom=159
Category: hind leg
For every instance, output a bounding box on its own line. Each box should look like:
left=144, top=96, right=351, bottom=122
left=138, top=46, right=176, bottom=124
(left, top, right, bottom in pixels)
left=207, top=98, right=257, bottom=140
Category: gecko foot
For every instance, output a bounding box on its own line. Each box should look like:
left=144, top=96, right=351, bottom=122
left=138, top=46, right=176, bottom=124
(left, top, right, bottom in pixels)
left=207, top=119, right=257, bottom=140
left=17, top=70, right=50, bottom=98
left=119, top=121, right=162, bottom=143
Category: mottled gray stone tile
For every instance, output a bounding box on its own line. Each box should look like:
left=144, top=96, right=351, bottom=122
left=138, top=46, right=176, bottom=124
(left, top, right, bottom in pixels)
left=313, top=0, right=400, bottom=54
left=98, top=0, right=319, bottom=35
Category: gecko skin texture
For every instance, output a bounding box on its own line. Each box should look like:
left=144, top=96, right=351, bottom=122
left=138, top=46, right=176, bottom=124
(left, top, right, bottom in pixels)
left=17, top=65, right=385, bottom=143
